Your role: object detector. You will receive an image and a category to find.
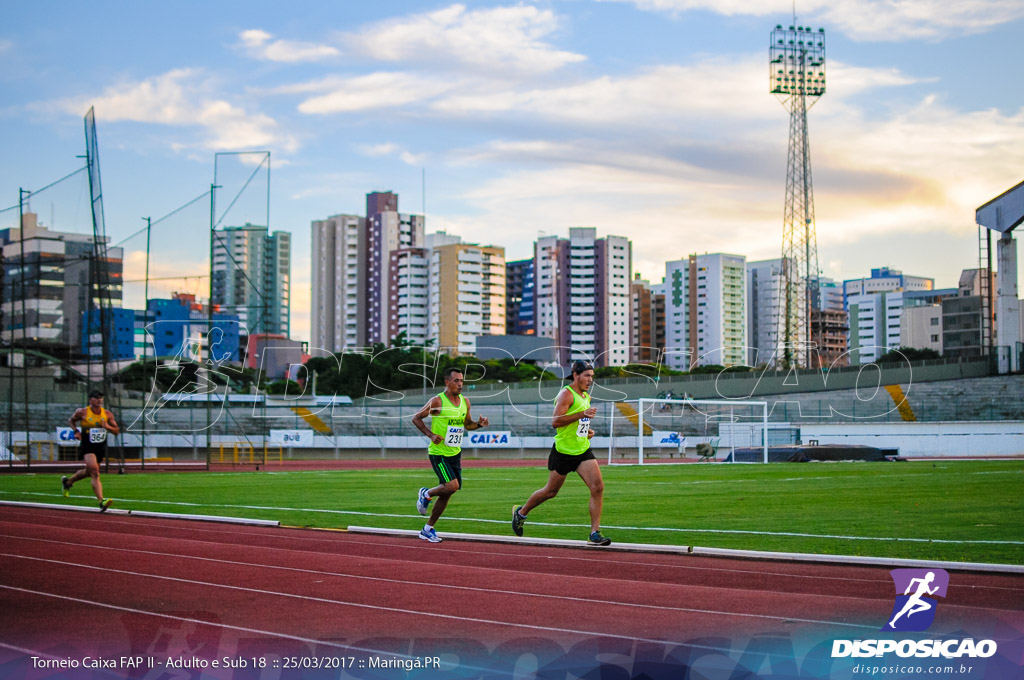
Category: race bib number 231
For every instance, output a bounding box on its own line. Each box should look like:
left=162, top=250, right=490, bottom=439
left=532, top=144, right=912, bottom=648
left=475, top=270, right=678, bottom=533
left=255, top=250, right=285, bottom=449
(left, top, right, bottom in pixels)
left=445, top=426, right=464, bottom=447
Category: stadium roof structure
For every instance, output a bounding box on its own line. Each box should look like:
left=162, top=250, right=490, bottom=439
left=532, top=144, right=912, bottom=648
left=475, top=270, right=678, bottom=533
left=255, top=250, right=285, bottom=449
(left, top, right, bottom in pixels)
left=977, top=179, right=1024, bottom=234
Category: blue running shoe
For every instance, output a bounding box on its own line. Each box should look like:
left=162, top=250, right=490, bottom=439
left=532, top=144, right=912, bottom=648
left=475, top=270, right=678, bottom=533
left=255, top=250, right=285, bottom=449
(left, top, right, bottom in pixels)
left=587, top=531, right=611, bottom=546
left=417, top=487, right=431, bottom=516
left=419, top=526, right=442, bottom=543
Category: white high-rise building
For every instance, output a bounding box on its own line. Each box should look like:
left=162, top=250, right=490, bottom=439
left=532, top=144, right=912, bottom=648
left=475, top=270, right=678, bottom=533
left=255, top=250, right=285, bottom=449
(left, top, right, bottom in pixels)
left=389, top=247, right=430, bottom=346
left=847, top=291, right=906, bottom=363
left=534, top=235, right=561, bottom=346
left=747, top=258, right=785, bottom=366
left=311, top=214, right=365, bottom=352
left=661, top=253, right=748, bottom=369
left=310, top=192, right=424, bottom=351
left=845, top=268, right=934, bottom=364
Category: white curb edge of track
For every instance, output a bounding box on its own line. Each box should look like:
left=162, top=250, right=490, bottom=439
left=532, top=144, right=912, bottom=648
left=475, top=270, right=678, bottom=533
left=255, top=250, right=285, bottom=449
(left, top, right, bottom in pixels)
left=0, top=500, right=280, bottom=527
left=347, top=526, right=1024, bottom=575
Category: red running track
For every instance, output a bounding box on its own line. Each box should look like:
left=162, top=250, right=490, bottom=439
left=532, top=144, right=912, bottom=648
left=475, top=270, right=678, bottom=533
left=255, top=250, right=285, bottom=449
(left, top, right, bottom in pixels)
left=1, top=506, right=1022, bottom=675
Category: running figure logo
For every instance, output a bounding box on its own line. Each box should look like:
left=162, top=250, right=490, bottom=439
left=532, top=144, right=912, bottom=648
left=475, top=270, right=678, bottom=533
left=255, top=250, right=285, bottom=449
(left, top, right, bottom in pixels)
left=883, top=568, right=949, bottom=632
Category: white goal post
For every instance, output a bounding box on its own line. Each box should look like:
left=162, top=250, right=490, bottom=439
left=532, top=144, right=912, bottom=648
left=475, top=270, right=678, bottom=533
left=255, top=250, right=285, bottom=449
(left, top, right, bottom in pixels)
left=624, top=398, right=769, bottom=464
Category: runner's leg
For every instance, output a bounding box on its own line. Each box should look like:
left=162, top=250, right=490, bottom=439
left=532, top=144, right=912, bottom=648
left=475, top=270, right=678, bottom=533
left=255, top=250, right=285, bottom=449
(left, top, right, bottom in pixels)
left=576, top=459, right=605, bottom=533
left=520, top=470, right=567, bottom=515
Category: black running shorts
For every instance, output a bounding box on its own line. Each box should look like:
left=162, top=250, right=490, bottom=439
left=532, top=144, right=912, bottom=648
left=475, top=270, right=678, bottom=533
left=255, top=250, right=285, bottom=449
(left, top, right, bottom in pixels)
left=548, top=445, right=595, bottom=476
left=78, top=444, right=106, bottom=463
left=428, top=453, right=462, bottom=488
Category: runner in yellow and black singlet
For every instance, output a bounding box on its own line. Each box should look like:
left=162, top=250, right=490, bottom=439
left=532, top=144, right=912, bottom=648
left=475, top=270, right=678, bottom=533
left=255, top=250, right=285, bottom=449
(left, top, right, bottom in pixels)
left=62, top=389, right=119, bottom=511
left=511, top=360, right=611, bottom=546
left=411, top=366, right=489, bottom=542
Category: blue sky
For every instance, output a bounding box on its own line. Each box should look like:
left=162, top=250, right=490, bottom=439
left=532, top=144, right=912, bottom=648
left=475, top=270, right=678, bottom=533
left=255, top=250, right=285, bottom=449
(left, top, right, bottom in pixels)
left=2, top=1, right=1023, bottom=343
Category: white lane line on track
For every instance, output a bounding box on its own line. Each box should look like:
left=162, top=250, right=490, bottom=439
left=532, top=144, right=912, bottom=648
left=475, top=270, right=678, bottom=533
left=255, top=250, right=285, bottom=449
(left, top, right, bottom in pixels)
left=0, top=585, right=505, bottom=677
left=2, top=517, right=1020, bottom=592
left=4, top=491, right=1019, bottom=545
left=0, top=535, right=888, bottom=627
left=0, top=552, right=870, bottom=639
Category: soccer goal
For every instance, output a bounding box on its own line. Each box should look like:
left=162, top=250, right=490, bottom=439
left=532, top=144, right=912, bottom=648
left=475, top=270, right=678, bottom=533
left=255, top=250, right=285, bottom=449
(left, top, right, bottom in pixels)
left=608, top=398, right=769, bottom=465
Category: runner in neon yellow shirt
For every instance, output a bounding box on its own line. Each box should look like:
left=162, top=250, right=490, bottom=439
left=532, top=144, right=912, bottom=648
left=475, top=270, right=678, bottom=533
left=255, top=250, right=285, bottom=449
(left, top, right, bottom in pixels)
left=512, top=360, right=611, bottom=546
left=411, top=366, right=489, bottom=542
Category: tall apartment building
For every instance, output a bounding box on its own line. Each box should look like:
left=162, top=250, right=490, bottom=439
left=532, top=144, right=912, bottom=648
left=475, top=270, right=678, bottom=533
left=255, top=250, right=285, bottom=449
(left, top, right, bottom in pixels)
left=429, top=242, right=506, bottom=354
left=506, top=258, right=535, bottom=335
left=533, top=228, right=631, bottom=366
left=389, top=247, right=430, bottom=346
left=846, top=292, right=904, bottom=363
left=746, top=258, right=785, bottom=366
left=365, top=192, right=424, bottom=344
left=310, top=192, right=424, bottom=351
left=212, top=223, right=290, bottom=337
left=1, top=212, right=123, bottom=355
left=629, top=275, right=665, bottom=363
left=662, top=253, right=747, bottom=369
left=311, top=214, right=365, bottom=352
left=844, top=267, right=934, bottom=364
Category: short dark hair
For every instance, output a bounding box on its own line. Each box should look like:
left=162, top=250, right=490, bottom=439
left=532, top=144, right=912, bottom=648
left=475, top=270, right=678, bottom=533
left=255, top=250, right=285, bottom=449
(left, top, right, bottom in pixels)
left=443, top=366, right=464, bottom=380
left=88, top=389, right=104, bottom=399
left=571, top=360, right=594, bottom=375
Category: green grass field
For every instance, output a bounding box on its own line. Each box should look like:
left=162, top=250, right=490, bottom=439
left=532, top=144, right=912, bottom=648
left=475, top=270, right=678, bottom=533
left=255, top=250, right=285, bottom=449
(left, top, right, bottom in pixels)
left=2, top=460, right=1022, bottom=565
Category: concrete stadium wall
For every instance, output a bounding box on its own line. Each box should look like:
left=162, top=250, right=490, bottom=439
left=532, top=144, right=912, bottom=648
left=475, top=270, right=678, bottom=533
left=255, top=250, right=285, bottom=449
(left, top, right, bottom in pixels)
left=799, top=422, right=1024, bottom=458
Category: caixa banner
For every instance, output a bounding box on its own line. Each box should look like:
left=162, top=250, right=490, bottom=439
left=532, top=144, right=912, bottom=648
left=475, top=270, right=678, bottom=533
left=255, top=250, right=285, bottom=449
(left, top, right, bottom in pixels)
left=466, top=431, right=515, bottom=447
left=55, top=427, right=79, bottom=447
left=269, top=430, right=314, bottom=447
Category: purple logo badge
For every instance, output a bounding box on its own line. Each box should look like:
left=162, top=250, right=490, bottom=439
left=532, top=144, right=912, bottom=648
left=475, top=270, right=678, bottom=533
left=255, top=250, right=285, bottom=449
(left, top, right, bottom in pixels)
left=882, top=568, right=949, bottom=632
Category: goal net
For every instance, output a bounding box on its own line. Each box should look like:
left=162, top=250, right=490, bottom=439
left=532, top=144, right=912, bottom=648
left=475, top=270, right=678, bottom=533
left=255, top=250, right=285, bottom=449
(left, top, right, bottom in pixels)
left=607, top=398, right=769, bottom=465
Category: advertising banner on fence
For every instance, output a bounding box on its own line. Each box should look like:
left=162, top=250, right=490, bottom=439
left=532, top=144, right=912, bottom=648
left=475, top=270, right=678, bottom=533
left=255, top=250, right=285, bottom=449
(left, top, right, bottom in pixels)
left=269, top=429, right=314, bottom=447
left=466, top=431, right=515, bottom=447
left=652, top=430, right=682, bottom=447
left=56, top=427, right=79, bottom=447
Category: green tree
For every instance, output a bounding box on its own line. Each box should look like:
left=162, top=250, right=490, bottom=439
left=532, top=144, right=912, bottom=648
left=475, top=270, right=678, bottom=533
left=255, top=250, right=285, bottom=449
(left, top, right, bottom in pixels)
left=877, top=347, right=941, bottom=364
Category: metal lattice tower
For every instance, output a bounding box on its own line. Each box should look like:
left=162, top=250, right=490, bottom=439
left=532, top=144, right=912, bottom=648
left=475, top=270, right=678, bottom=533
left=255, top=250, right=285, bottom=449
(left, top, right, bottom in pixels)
left=770, top=22, right=825, bottom=368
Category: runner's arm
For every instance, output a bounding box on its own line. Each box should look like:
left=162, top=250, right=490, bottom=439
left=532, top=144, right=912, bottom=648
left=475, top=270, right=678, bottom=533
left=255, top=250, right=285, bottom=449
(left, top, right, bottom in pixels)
left=411, top=397, right=444, bottom=443
left=69, top=409, right=84, bottom=439
left=103, top=411, right=120, bottom=436
left=551, top=390, right=596, bottom=429
left=464, top=399, right=488, bottom=430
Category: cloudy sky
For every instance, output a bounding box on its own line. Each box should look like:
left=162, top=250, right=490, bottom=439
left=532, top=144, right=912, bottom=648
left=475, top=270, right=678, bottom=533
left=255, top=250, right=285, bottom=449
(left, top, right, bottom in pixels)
left=2, top=1, right=1023, bottom=343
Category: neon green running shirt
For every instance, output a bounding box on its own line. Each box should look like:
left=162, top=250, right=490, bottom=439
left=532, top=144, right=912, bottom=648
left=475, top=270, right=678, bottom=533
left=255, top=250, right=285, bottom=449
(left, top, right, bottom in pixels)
left=428, top=392, right=467, bottom=457
left=553, top=386, right=591, bottom=455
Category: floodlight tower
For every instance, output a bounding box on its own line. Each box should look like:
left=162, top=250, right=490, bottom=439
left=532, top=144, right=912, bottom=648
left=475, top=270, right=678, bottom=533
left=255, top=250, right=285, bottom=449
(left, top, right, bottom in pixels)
left=770, top=21, right=826, bottom=368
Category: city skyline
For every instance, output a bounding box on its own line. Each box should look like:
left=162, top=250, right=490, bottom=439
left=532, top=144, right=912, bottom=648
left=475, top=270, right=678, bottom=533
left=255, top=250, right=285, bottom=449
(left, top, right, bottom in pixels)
left=2, top=1, right=1022, bottom=344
